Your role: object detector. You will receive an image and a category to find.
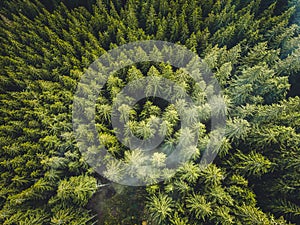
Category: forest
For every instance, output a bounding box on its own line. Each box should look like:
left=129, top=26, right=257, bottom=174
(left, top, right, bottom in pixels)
left=0, top=0, right=299, bottom=224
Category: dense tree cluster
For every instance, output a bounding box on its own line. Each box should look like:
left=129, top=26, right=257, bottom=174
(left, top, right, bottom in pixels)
left=0, top=0, right=299, bottom=224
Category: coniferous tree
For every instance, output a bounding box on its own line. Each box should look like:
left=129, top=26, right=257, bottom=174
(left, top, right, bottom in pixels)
left=0, top=0, right=299, bottom=224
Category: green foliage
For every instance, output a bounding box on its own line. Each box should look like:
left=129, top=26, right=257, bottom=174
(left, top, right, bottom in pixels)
left=56, top=175, right=97, bottom=206
left=186, top=194, right=212, bottom=220
left=230, top=150, right=273, bottom=177
left=0, top=0, right=299, bottom=224
left=146, top=192, right=174, bottom=224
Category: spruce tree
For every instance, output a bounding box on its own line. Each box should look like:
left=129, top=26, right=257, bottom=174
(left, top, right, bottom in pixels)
left=0, top=0, right=299, bottom=224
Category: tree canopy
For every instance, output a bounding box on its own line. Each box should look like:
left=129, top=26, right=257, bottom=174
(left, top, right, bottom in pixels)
left=0, top=0, right=299, bottom=224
